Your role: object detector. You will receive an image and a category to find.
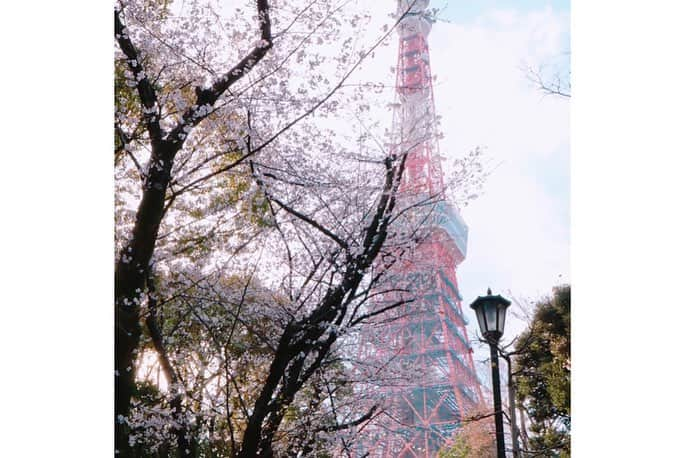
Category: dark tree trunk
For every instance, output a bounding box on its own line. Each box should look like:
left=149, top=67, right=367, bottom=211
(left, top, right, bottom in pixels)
left=115, top=140, right=177, bottom=456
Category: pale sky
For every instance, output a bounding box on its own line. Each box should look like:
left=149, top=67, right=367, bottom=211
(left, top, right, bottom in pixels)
left=331, top=0, right=570, bottom=367
left=428, top=2, right=570, bottom=350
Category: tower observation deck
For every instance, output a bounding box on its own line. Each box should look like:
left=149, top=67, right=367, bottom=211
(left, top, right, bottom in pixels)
left=355, top=1, right=484, bottom=456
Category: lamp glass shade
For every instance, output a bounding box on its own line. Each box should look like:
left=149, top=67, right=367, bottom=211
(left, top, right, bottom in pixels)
left=496, top=303, right=507, bottom=334
left=476, top=310, right=487, bottom=338
left=470, top=292, right=511, bottom=340
left=484, top=303, right=498, bottom=333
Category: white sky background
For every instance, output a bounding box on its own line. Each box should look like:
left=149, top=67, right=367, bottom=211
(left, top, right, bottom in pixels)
left=354, top=1, right=570, bottom=365
left=429, top=6, right=570, bottom=346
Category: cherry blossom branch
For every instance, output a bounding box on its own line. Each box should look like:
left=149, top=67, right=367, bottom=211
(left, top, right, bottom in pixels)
left=166, top=0, right=273, bottom=143
left=115, top=9, right=163, bottom=147
left=168, top=3, right=412, bottom=198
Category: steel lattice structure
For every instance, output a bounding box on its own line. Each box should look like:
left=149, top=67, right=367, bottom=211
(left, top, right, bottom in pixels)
left=355, top=1, right=484, bottom=456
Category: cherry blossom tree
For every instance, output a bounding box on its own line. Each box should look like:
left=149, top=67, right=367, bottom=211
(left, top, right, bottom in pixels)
left=437, top=411, right=497, bottom=458
left=115, top=0, right=484, bottom=455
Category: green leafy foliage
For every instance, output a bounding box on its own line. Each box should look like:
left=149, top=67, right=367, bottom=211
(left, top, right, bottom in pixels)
left=514, top=285, right=570, bottom=457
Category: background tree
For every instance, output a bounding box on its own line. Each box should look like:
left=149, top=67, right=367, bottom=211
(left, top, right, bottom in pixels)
left=513, top=285, right=570, bottom=457
left=437, top=408, right=496, bottom=458
left=523, top=52, right=571, bottom=98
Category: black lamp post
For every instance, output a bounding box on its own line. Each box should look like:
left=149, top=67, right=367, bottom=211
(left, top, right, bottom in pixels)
left=470, top=288, right=511, bottom=458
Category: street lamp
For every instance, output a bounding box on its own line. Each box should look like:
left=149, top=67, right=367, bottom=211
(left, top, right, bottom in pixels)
left=470, top=288, right=511, bottom=458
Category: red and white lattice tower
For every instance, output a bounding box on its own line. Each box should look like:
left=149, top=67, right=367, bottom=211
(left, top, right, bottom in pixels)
left=355, top=1, right=484, bottom=456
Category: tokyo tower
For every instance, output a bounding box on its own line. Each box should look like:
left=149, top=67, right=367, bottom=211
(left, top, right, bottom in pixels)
left=355, top=1, right=484, bottom=456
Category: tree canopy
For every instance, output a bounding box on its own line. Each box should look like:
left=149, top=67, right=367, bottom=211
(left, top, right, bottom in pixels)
left=437, top=408, right=496, bottom=458
left=514, top=285, right=570, bottom=457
